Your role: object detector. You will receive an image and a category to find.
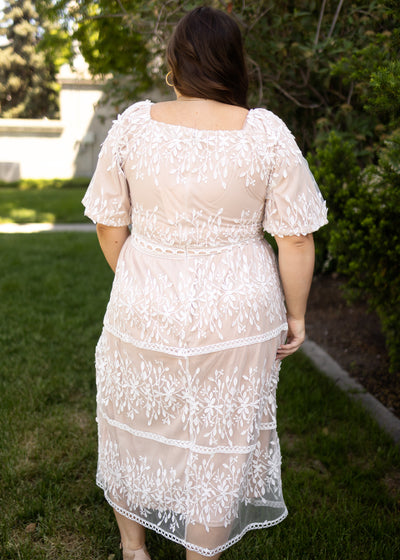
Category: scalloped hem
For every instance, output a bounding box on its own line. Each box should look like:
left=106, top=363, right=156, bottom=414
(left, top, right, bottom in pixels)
left=82, top=207, right=131, bottom=228
left=97, top=482, right=288, bottom=557
left=264, top=215, right=328, bottom=238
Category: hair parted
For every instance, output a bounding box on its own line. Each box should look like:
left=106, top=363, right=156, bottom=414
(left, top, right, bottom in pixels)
left=166, top=6, right=249, bottom=109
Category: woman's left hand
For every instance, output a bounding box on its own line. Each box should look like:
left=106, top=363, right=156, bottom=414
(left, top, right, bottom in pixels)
left=276, top=316, right=305, bottom=359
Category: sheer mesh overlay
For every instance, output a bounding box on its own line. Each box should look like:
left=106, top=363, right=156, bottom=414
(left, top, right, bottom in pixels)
left=82, top=100, right=328, bottom=556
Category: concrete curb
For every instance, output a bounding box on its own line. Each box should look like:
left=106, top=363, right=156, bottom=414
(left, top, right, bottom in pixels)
left=0, top=223, right=96, bottom=233
left=302, top=339, right=400, bottom=446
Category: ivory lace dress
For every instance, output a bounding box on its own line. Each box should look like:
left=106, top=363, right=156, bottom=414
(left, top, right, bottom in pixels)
left=82, top=100, right=327, bottom=556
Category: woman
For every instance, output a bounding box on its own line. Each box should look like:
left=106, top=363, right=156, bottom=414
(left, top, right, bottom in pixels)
left=82, top=6, right=327, bottom=559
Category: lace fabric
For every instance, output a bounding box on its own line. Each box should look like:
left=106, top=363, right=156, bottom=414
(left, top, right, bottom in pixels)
left=82, top=99, right=327, bottom=556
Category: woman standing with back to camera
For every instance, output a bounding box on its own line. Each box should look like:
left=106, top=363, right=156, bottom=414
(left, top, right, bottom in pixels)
left=83, top=6, right=327, bottom=560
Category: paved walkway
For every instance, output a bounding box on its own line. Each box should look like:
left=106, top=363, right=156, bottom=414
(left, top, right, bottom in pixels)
left=2, top=222, right=400, bottom=447
left=0, top=222, right=96, bottom=233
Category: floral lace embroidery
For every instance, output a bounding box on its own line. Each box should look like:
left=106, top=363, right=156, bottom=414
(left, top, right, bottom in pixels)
left=265, top=189, right=328, bottom=237
left=100, top=493, right=287, bottom=557
left=131, top=204, right=264, bottom=250
left=82, top=99, right=328, bottom=556
left=81, top=193, right=130, bottom=227
left=82, top=100, right=327, bottom=235
left=96, top=340, right=281, bottom=448
left=105, top=235, right=286, bottom=349
left=98, top=408, right=261, bottom=455
left=114, top=101, right=272, bottom=190
left=95, top=337, right=285, bottom=539
left=96, top=432, right=284, bottom=531
left=130, top=231, right=257, bottom=257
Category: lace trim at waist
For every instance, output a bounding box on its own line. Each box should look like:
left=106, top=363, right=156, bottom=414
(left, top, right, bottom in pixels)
left=129, top=232, right=264, bottom=257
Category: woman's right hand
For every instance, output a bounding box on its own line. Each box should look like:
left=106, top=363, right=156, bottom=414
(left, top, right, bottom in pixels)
left=276, top=316, right=305, bottom=359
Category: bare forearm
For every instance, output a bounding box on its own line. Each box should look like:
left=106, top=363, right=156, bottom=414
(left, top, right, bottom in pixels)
left=276, top=234, right=315, bottom=320
left=96, top=223, right=130, bottom=273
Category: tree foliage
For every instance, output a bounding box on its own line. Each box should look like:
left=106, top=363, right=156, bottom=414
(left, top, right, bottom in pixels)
left=0, top=0, right=69, bottom=118
left=45, top=1, right=398, bottom=150
left=329, top=132, right=400, bottom=373
left=309, top=0, right=400, bottom=373
left=42, top=0, right=400, bottom=373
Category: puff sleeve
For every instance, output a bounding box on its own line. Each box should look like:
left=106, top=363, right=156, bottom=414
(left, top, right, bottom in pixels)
left=263, top=114, right=328, bottom=237
left=82, top=113, right=131, bottom=226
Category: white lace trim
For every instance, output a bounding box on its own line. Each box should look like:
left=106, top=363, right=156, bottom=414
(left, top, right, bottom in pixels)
left=260, top=421, right=277, bottom=430
left=97, top=483, right=288, bottom=557
left=98, top=406, right=268, bottom=455
left=265, top=212, right=328, bottom=238
left=130, top=231, right=261, bottom=258
left=103, top=321, right=288, bottom=357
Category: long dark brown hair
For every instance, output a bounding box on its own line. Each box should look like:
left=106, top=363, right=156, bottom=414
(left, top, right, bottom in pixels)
left=166, top=6, right=249, bottom=109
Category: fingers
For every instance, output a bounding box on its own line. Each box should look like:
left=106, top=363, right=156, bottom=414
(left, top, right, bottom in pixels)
left=276, top=316, right=306, bottom=359
left=276, top=337, right=304, bottom=359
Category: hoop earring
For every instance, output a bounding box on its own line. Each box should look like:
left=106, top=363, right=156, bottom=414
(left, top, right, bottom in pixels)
left=165, top=71, right=174, bottom=87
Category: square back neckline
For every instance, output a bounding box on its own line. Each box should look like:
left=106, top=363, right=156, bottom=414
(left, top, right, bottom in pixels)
left=147, top=100, right=253, bottom=134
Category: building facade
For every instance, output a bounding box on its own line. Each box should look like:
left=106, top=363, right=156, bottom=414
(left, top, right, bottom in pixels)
left=0, top=58, right=115, bottom=181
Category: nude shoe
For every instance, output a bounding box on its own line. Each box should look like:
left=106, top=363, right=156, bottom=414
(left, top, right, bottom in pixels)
left=120, top=543, right=151, bottom=560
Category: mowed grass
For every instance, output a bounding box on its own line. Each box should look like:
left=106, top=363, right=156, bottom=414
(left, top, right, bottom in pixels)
left=0, top=233, right=399, bottom=560
left=0, top=188, right=88, bottom=224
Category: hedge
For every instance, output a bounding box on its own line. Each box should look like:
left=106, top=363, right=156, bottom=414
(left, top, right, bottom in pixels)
left=0, top=178, right=90, bottom=190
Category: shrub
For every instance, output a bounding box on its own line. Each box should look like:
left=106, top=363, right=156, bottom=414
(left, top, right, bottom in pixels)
left=0, top=178, right=90, bottom=190
left=307, top=131, right=361, bottom=273
left=329, top=131, right=400, bottom=374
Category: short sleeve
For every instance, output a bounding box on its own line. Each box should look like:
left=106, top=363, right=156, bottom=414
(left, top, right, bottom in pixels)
left=82, top=113, right=131, bottom=226
left=263, top=115, right=328, bottom=237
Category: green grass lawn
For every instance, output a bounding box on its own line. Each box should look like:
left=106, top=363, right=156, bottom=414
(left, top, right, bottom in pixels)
left=0, top=233, right=399, bottom=560
left=0, top=188, right=88, bottom=224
